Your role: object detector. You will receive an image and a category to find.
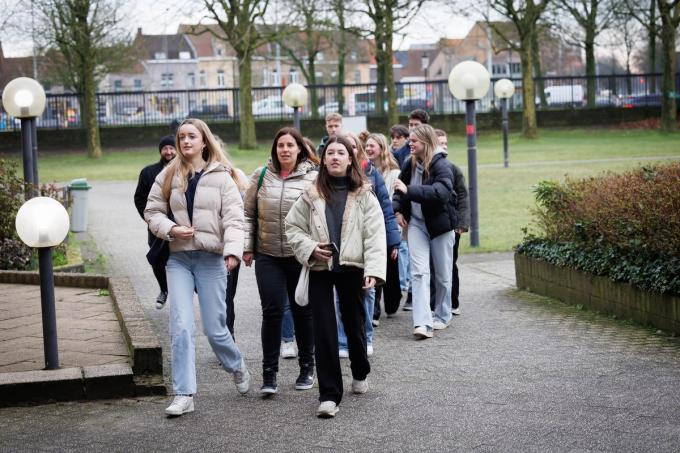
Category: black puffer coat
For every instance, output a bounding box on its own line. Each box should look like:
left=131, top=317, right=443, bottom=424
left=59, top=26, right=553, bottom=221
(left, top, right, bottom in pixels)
left=392, top=151, right=457, bottom=239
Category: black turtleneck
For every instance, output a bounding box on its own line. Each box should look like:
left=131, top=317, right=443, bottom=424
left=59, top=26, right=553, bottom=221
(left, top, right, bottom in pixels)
left=325, top=175, right=349, bottom=271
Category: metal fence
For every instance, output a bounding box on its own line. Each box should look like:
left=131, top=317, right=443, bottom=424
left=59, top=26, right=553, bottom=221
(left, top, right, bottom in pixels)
left=0, top=73, right=676, bottom=132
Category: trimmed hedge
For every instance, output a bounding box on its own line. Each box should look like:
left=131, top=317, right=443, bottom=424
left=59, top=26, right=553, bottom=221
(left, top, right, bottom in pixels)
left=518, top=162, right=680, bottom=295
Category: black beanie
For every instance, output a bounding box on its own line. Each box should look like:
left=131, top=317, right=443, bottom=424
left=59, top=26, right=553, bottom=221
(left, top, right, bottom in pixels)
left=159, top=135, right=176, bottom=152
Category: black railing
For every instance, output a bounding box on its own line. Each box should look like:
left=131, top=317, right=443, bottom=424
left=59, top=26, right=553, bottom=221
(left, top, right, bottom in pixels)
left=0, top=73, right=676, bottom=131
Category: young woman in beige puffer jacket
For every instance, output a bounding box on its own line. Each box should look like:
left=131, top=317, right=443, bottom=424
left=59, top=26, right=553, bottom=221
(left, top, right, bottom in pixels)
left=285, top=134, right=386, bottom=418
left=242, top=127, right=319, bottom=396
left=144, top=118, right=251, bottom=417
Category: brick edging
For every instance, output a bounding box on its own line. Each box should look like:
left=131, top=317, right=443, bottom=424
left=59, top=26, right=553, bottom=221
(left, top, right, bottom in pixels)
left=514, top=253, right=680, bottom=335
left=0, top=270, right=108, bottom=288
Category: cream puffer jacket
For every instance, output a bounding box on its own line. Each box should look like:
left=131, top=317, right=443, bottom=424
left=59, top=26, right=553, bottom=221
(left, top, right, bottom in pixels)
left=243, top=160, right=318, bottom=257
left=284, top=183, right=387, bottom=284
left=144, top=161, right=244, bottom=259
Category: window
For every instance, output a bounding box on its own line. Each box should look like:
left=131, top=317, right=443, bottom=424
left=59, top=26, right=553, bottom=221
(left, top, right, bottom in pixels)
left=354, top=70, right=361, bottom=83
left=113, top=80, right=123, bottom=92
left=179, top=51, right=191, bottom=60
left=289, top=69, right=299, bottom=84
left=154, top=52, right=167, bottom=60
left=217, top=69, right=225, bottom=87
left=187, top=72, right=195, bottom=88
left=133, top=79, right=142, bottom=91
left=492, top=64, right=506, bottom=75
left=271, top=69, right=280, bottom=86
left=509, top=62, right=521, bottom=74
left=350, top=51, right=358, bottom=61
left=217, top=48, right=223, bottom=56
left=161, top=73, right=174, bottom=88
left=316, top=52, right=324, bottom=61
left=199, top=70, right=206, bottom=87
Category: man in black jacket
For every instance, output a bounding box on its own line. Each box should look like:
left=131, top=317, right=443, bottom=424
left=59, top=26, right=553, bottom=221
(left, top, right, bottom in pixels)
left=133, top=135, right=176, bottom=308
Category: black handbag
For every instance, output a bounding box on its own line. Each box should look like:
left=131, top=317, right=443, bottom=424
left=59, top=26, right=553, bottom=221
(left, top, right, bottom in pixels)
left=146, top=207, right=174, bottom=266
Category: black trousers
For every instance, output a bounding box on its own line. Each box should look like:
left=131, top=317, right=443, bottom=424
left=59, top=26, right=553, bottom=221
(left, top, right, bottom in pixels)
left=255, top=254, right=314, bottom=373
left=430, top=232, right=460, bottom=310
left=374, top=252, right=401, bottom=319
left=310, top=269, right=370, bottom=405
left=148, top=231, right=168, bottom=293
left=225, top=262, right=240, bottom=337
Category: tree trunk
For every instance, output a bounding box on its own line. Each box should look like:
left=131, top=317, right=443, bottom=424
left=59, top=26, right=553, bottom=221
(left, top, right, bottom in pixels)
left=584, top=30, right=597, bottom=107
left=307, top=55, right=319, bottom=119
left=532, top=30, right=547, bottom=108
left=337, top=38, right=346, bottom=115
left=649, top=0, right=657, bottom=93
left=82, top=66, right=101, bottom=158
left=520, top=36, right=538, bottom=139
left=658, top=2, right=677, bottom=132
left=238, top=53, right=257, bottom=149
left=384, top=9, right=398, bottom=126
left=375, top=45, right=386, bottom=117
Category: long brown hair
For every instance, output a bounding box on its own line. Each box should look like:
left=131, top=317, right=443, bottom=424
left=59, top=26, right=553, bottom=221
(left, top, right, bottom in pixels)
left=367, top=133, right=399, bottom=174
left=345, top=131, right=368, bottom=163
left=409, top=124, right=439, bottom=180
left=162, top=118, right=246, bottom=199
left=270, top=127, right=320, bottom=172
left=316, top=134, right=365, bottom=201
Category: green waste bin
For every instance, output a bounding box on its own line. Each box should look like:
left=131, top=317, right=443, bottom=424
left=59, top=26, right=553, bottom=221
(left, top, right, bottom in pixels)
left=68, top=178, right=92, bottom=232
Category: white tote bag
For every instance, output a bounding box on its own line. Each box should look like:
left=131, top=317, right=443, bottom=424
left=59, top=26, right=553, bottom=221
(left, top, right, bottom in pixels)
left=295, top=265, right=310, bottom=306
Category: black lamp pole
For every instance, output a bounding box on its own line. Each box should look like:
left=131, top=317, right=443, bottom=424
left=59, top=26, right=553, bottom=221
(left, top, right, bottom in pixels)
left=293, top=106, right=300, bottom=131
left=465, top=99, right=480, bottom=247
left=38, top=246, right=59, bottom=369
left=501, top=97, right=509, bottom=168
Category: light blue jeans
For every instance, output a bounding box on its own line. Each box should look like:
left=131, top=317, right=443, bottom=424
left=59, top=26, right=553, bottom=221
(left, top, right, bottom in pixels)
left=337, top=287, right=375, bottom=350
left=166, top=250, right=243, bottom=395
left=281, top=300, right=295, bottom=342
left=398, top=239, right=410, bottom=291
left=408, top=218, right=455, bottom=328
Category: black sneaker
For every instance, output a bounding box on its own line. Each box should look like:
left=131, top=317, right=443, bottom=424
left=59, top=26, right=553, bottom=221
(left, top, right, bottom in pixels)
left=402, top=292, right=413, bottom=311
left=260, top=370, right=278, bottom=396
left=295, top=364, right=315, bottom=390
left=155, top=291, right=168, bottom=310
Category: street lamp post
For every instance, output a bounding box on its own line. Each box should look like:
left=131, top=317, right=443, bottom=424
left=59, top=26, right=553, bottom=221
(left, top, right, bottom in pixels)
left=282, top=83, right=308, bottom=132
left=494, top=79, right=515, bottom=168
left=2, top=77, right=46, bottom=198
left=448, top=61, right=491, bottom=248
left=15, top=197, right=70, bottom=370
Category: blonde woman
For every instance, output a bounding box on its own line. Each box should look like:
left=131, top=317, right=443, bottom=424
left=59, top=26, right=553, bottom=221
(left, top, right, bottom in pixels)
left=145, top=118, right=250, bottom=416
left=392, top=124, right=457, bottom=339
left=365, top=133, right=402, bottom=320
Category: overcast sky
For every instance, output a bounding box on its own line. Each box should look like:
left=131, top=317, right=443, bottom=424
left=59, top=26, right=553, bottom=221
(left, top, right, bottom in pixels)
left=0, top=0, right=474, bottom=57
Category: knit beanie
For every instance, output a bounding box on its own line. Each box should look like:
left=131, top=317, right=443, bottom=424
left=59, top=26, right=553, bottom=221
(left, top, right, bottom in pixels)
left=159, top=135, right=176, bottom=152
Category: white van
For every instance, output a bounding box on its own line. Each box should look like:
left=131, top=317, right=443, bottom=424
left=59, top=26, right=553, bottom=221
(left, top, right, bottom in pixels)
left=536, top=85, right=585, bottom=107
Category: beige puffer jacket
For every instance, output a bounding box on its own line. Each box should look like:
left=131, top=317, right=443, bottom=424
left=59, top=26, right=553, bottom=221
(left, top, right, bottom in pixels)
left=243, top=160, right=317, bottom=257
left=144, top=161, right=244, bottom=259
left=284, top=183, right=387, bottom=284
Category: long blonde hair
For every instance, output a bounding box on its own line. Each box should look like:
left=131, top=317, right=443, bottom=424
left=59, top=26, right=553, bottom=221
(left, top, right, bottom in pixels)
left=162, top=118, right=247, bottom=199
left=409, top=124, right=439, bottom=180
left=367, top=133, right=399, bottom=174
left=345, top=131, right=368, bottom=163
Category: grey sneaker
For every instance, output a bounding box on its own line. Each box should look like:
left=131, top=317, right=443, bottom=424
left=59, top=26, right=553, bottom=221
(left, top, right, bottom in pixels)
left=233, top=358, right=250, bottom=394
left=316, top=401, right=339, bottom=418
left=351, top=379, right=368, bottom=394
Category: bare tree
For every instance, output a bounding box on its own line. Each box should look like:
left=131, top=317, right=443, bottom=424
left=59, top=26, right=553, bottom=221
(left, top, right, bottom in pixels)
left=553, top=0, right=619, bottom=107
left=37, top=0, right=136, bottom=158
left=611, top=8, right=643, bottom=94
left=488, top=0, right=552, bottom=139
left=657, top=0, right=679, bottom=131
left=199, top=0, right=274, bottom=149
left=622, top=0, right=660, bottom=91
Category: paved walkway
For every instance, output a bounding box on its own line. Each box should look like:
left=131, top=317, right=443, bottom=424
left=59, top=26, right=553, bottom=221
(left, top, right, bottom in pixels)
left=0, top=284, right=128, bottom=373
left=1, top=181, right=679, bottom=452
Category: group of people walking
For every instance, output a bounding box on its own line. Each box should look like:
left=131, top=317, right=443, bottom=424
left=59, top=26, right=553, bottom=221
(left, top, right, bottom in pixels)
left=135, top=109, right=469, bottom=419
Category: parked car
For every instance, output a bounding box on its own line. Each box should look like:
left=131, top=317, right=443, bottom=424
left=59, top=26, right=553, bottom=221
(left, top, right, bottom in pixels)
left=252, top=96, right=293, bottom=117
left=536, top=85, right=585, bottom=107
left=621, top=93, right=663, bottom=108
left=317, top=101, right=349, bottom=116
left=189, top=104, right=230, bottom=121
left=396, top=97, right=430, bottom=113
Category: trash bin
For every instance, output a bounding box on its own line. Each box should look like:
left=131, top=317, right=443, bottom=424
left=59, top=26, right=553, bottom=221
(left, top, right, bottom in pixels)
left=68, top=178, right=92, bottom=232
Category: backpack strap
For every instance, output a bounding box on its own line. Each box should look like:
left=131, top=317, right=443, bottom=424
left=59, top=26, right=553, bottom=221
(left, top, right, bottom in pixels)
left=256, top=167, right=267, bottom=192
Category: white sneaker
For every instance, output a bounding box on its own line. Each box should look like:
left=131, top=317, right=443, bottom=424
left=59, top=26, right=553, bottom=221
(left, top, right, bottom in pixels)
left=433, top=320, right=450, bottom=330
left=233, top=358, right=250, bottom=394
left=413, top=325, right=433, bottom=339
left=317, top=401, right=339, bottom=418
left=280, top=341, right=297, bottom=359
left=372, top=319, right=379, bottom=327
left=351, top=378, right=368, bottom=394
left=165, top=395, right=194, bottom=416
left=452, top=308, right=461, bottom=315
left=367, top=344, right=374, bottom=356
left=338, top=349, right=349, bottom=358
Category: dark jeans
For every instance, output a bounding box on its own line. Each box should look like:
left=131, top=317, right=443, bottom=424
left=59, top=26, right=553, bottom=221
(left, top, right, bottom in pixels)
left=310, top=269, right=369, bottom=405
left=430, top=232, right=460, bottom=311
left=255, top=254, right=314, bottom=373
left=148, top=230, right=168, bottom=293
left=225, top=262, right=240, bottom=337
left=374, top=252, right=401, bottom=319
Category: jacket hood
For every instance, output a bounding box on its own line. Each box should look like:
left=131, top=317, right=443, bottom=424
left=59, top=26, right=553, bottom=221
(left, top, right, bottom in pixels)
left=266, top=158, right=317, bottom=177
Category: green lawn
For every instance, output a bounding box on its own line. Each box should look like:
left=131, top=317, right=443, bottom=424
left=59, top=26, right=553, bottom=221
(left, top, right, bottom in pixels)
left=3, top=128, right=679, bottom=253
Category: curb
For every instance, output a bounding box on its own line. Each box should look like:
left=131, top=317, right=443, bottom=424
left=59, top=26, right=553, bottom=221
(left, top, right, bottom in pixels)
left=0, top=271, right=166, bottom=406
